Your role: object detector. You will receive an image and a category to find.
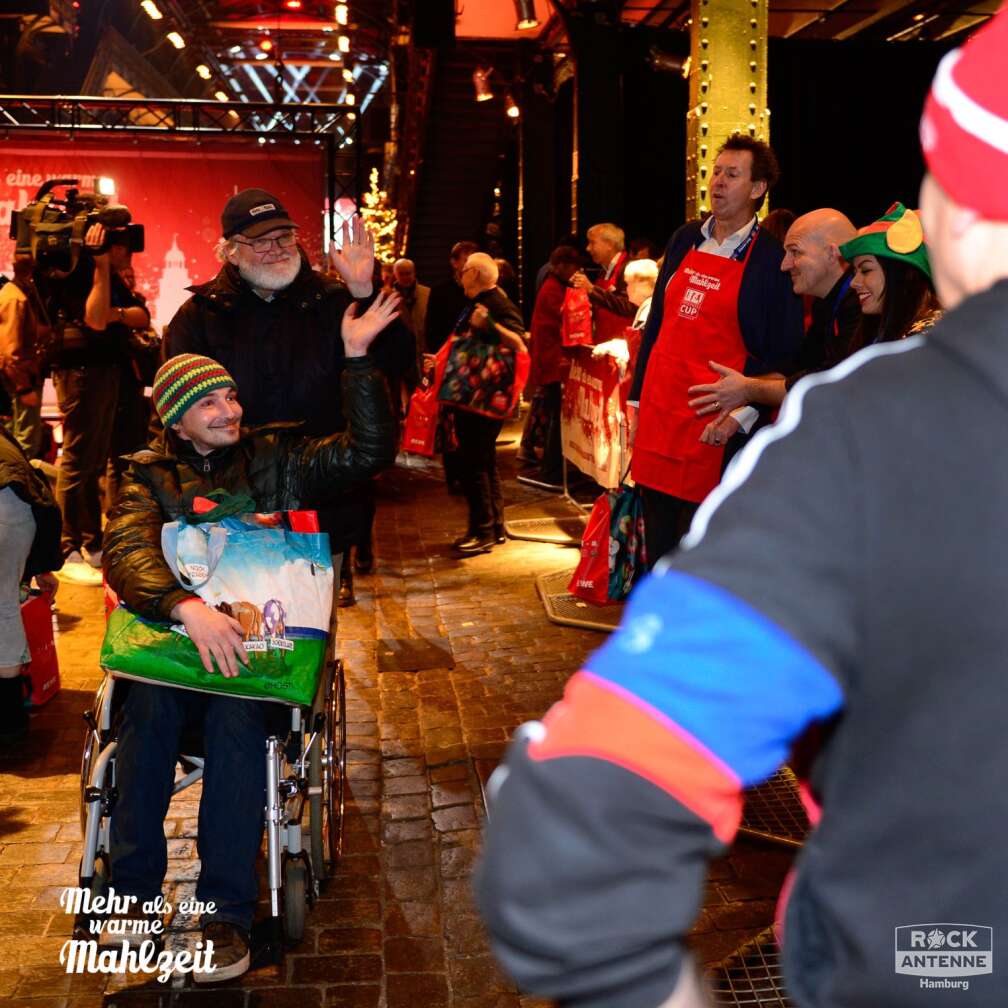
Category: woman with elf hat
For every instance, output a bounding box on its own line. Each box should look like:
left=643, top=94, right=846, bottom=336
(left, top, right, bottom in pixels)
left=839, top=202, right=942, bottom=352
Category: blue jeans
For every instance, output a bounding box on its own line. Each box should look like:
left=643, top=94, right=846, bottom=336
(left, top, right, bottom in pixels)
left=110, top=681, right=279, bottom=931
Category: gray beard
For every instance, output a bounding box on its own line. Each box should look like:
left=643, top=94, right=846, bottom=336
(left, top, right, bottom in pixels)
left=237, top=254, right=300, bottom=293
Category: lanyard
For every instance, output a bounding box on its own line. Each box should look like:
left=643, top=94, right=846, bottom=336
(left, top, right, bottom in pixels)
left=695, top=219, right=760, bottom=262
left=830, top=274, right=855, bottom=338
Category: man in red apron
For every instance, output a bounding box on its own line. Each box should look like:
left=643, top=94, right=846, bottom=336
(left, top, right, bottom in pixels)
left=570, top=222, right=636, bottom=344
left=628, top=136, right=803, bottom=565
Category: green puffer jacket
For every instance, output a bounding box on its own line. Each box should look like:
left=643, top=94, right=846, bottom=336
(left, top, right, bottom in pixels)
left=103, top=356, right=395, bottom=622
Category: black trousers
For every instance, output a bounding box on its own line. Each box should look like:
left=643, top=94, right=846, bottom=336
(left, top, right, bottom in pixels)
left=639, top=485, right=699, bottom=571
left=53, top=363, right=120, bottom=556
left=452, top=408, right=504, bottom=534
left=539, top=382, right=564, bottom=482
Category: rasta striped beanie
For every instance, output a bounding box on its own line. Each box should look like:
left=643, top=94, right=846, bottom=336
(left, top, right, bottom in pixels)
left=153, top=354, right=237, bottom=426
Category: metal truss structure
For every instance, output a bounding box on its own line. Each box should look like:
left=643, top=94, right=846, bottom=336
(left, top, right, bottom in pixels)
left=0, top=94, right=362, bottom=239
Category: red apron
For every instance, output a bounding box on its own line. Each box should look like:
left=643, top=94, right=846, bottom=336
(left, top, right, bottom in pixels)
left=593, top=251, right=630, bottom=344
left=631, top=235, right=755, bottom=503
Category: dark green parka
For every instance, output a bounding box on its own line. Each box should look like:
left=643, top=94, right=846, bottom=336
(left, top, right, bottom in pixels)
left=103, top=356, right=395, bottom=622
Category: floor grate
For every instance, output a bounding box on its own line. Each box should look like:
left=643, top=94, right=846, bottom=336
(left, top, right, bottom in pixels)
left=740, top=766, right=810, bottom=849
left=708, top=928, right=793, bottom=1006
left=536, top=569, right=624, bottom=632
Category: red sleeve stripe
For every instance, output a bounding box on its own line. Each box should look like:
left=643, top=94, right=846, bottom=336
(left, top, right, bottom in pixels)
left=527, top=671, right=743, bottom=844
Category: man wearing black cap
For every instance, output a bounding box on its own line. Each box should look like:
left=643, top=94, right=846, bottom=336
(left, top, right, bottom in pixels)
left=165, top=189, right=412, bottom=602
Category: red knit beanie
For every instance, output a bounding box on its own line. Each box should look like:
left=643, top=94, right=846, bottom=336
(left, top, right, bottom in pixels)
left=920, top=8, right=1008, bottom=220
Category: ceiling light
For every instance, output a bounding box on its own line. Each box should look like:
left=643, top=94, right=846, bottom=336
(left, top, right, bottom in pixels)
left=214, top=90, right=229, bottom=101
left=140, top=0, right=162, bottom=19
left=196, top=64, right=211, bottom=79
left=329, top=51, right=341, bottom=61
left=97, top=177, right=116, bottom=196
left=342, top=67, right=354, bottom=82
left=345, top=93, right=355, bottom=105
left=229, top=45, right=242, bottom=55
left=259, top=37, right=273, bottom=51
left=255, top=51, right=269, bottom=60
left=913, top=12, right=926, bottom=19
left=514, top=0, right=539, bottom=30
left=166, top=31, right=185, bottom=48
left=505, top=93, right=520, bottom=119
left=473, top=67, right=493, bottom=102
left=337, top=34, right=350, bottom=52
left=285, top=0, right=302, bottom=8
left=335, top=3, right=348, bottom=25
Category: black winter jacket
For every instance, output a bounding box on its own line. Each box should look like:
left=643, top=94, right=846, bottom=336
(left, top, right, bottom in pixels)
left=166, top=254, right=414, bottom=435
left=104, top=357, right=395, bottom=622
left=0, top=427, right=62, bottom=580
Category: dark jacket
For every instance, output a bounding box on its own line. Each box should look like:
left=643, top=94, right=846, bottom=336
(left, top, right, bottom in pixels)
left=478, top=279, right=1008, bottom=1008
left=785, top=270, right=861, bottom=391
left=0, top=427, right=62, bottom=579
left=104, top=357, right=395, bottom=622
left=166, top=253, right=412, bottom=435
left=586, top=253, right=635, bottom=320
left=629, top=221, right=803, bottom=402
left=470, top=286, right=526, bottom=343
left=425, top=278, right=469, bottom=354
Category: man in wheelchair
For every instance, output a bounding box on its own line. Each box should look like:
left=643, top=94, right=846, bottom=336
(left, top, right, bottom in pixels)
left=98, top=290, right=399, bottom=981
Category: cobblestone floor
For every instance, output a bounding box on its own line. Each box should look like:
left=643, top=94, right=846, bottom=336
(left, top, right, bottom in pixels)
left=0, top=431, right=794, bottom=1007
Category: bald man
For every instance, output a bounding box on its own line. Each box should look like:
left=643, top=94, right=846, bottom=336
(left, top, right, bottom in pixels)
left=688, top=208, right=861, bottom=445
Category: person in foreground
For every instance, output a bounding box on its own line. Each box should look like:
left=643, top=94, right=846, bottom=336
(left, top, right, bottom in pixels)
left=476, top=13, right=1008, bottom=1008
left=101, top=293, right=398, bottom=982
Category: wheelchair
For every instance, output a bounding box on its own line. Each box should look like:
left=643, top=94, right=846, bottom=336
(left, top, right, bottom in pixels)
left=76, top=640, right=347, bottom=951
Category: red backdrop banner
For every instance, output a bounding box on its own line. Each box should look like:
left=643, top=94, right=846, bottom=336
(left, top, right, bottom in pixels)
left=0, top=138, right=327, bottom=332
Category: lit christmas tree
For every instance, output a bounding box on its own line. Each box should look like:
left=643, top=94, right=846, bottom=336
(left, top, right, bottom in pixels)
left=360, top=167, right=399, bottom=264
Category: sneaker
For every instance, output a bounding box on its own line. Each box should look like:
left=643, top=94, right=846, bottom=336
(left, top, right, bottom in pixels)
left=83, top=548, right=103, bottom=569
left=97, top=908, right=164, bottom=950
left=58, top=552, right=103, bottom=586
left=194, top=921, right=250, bottom=983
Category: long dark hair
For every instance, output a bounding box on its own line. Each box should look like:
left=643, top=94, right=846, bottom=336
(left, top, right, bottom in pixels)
left=850, top=257, right=939, bottom=352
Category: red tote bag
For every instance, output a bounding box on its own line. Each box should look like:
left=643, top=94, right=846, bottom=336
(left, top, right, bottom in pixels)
left=561, top=287, right=594, bottom=347
left=401, top=385, right=440, bottom=457
left=21, top=591, right=60, bottom=706
left=567, top=492, right=613, bottom=606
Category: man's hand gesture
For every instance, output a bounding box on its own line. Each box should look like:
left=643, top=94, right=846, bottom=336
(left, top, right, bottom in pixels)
left=341, top=290, right=401, bottom=357
left=327, top=215, right=375, bottom=299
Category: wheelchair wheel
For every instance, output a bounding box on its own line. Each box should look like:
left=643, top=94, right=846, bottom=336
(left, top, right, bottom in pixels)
left=283, top=860, right=307, bottom=943
left=79, top=675, right=113, bottom=835
left=309, top=658, right=346, bottom=882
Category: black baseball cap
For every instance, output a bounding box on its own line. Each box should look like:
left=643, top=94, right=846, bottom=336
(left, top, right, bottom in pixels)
left=221, top=188, right=296, bottom=239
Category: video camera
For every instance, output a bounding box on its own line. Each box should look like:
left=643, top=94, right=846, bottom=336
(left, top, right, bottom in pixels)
left=9, top=179, right=144, bottom=273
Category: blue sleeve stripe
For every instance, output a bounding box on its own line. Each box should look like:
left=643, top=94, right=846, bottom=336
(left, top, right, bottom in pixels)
left=585, top=570, right=845, bottom=786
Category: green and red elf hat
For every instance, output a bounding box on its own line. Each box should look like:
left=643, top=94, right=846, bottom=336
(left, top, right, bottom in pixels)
left=838, top=203, right=933, bottom=282
left=153, top=354, right=237, bottom=427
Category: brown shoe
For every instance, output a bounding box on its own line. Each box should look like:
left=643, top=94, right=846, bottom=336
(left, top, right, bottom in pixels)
left=193, top=921, right=250, bottom=983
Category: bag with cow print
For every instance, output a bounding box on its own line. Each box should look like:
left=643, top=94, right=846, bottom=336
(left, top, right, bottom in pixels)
left=99, top=493, right=334, bottom=706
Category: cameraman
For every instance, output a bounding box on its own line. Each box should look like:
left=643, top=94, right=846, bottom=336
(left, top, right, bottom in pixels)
left=40, top=222, right=149, bottom=585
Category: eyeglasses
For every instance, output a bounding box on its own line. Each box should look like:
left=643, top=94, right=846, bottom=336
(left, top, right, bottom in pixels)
left=233, top=231, right=298, bottom=254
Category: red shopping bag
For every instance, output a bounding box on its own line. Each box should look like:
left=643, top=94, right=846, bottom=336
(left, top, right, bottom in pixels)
left=401, top=385, right=440, bottom=457
left=561, top=287, right=593, bottom=347
left=567, top=492, right=613, bottom=605
left=21, top=591, right=60, bottom=706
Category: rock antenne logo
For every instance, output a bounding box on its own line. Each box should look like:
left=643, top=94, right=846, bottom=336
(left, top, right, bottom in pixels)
left=895, top=923, right=993, bottom=992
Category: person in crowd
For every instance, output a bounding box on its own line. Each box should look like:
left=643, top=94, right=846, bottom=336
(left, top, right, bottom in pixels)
left=627, top=135, right=803, bottom=565
left=0, top=426, right=60, bottom=744
left=104, top=260, right=158, bottom=518
left=840, top=203, right=942, bottom=350
left=628, top=236, right=658, bottom=261
left=425, top=240, right=481, bottom=355
left=449, top=253, right=526, bottom=556
left=688, top=208, right=859, bottom=450
left=102, top=305, right=397, bottom=980
left=477, top=13, right=1008, bottom=1006
left=41, top=223, right=150, bottom=586
left=534, top=234, right=582, bottom=293
left=494, top=257, right=521, bottom=306
left=165, top=189, right=410, bottom=612
left=522, top=245, right=583, bottom=485
left=392, top=257, right=430, bottom=374
left=760, top=207, right=796, bottom=244
left=0, top=256, right=48, bottom=459
left=425, top=240, right=481, bottom=494
left=570, top=222, right=636, bottom=345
